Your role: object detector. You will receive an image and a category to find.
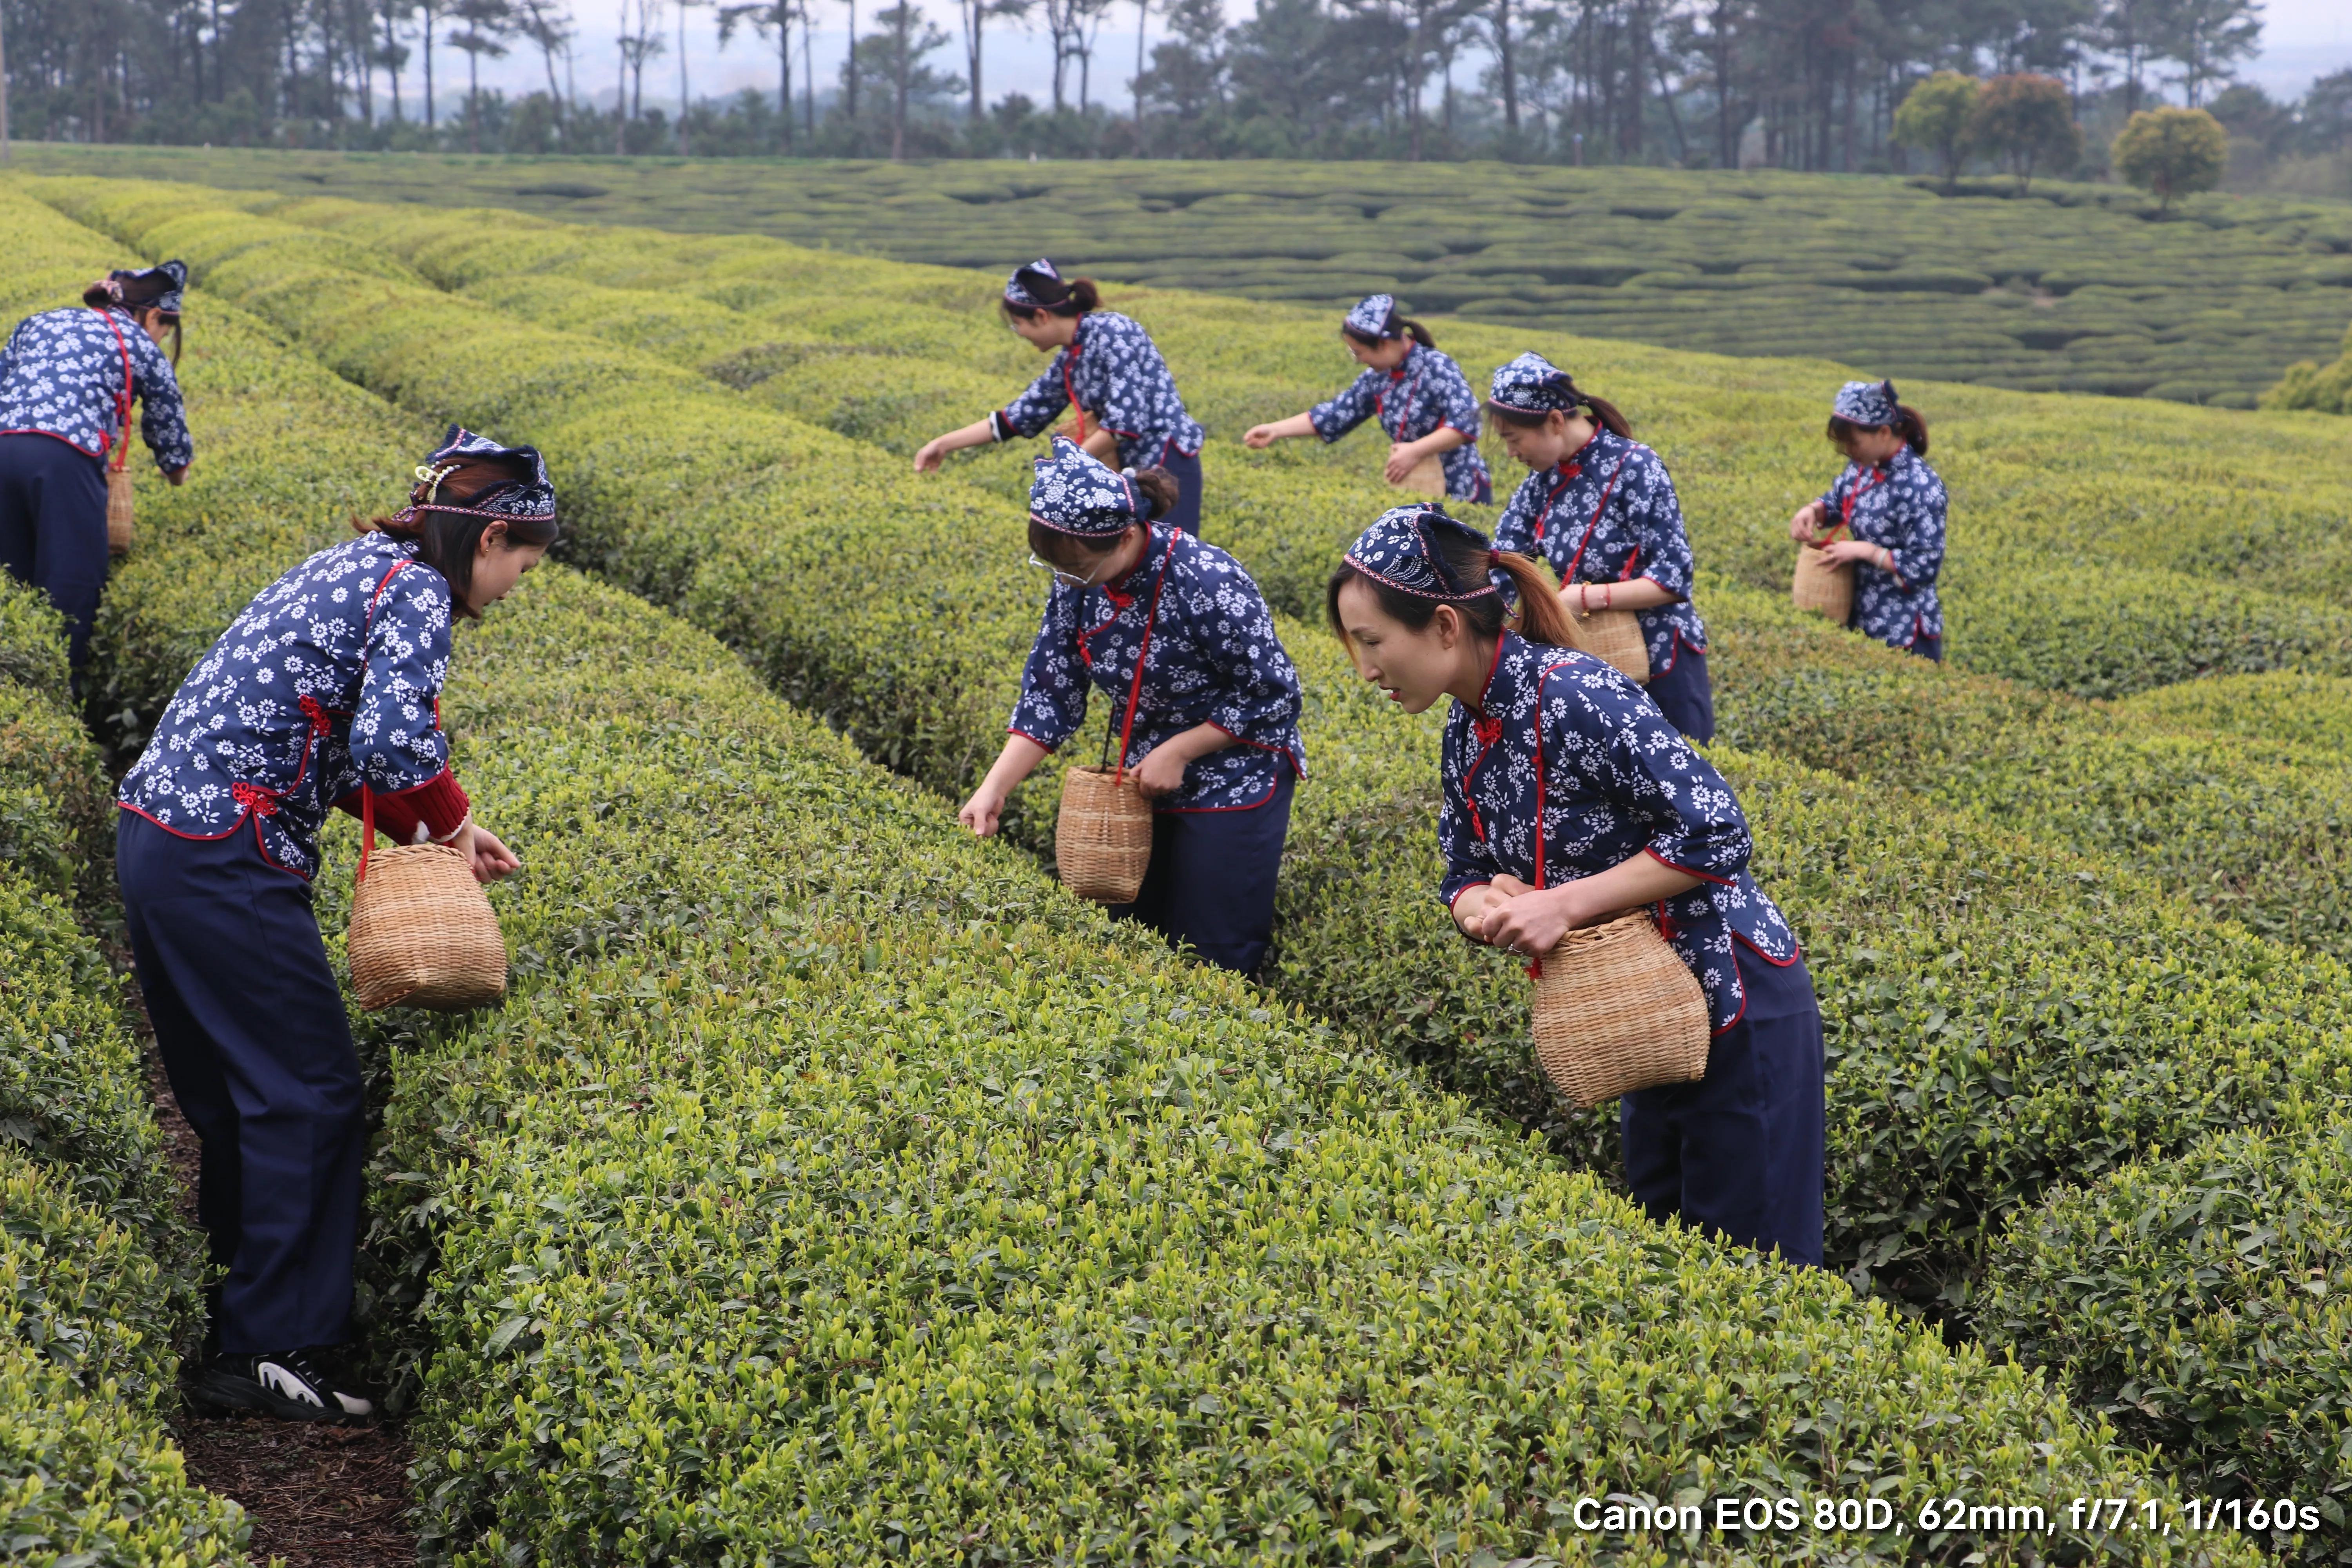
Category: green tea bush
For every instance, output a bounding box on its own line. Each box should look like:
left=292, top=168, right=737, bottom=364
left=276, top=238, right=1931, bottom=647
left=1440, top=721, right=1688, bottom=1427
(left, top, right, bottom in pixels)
left=66, top=179, right=2352, bottom=1335
left=0, top=183, right=2240, bottom=1566
left=1980, top=1129, right=2352, bottom=1553
left=2265, top=318, right=2352, bottom=414
left=19, top=145, right=2352, bottom=406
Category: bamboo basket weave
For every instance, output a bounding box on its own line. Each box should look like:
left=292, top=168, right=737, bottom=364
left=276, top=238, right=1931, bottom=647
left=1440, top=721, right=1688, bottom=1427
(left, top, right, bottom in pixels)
left=1056, top=765, right=1154, bottom=903
left=1395, top=452, right=1447, bottom=498
left=1564, top=607, right=1651, bottom=684
left=348, top=840, right=508, bottom=1011
left=1531, top=910, right=1711, bottom=1109
left=1791, top=544, right=1853, bottom=624
left=106, top=468, right=134, bottom=557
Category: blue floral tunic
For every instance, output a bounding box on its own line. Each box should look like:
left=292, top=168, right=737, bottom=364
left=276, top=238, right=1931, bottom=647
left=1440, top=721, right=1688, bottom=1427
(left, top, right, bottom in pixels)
left=1820, top=446, right=1947, bottom=649
left=0, top=306, right=194, bottom=473
left=1010, top=524, right=1306, bottom=812
left=1438, top=632, right=1797, bottom=1031
left=1491, top=427, right=1706, bottom=675
left=1308, top=342, right=1493, bottom=504
left=118, top=534, right=471, bottom=878
left=993, top=312, right=1207, bottom=470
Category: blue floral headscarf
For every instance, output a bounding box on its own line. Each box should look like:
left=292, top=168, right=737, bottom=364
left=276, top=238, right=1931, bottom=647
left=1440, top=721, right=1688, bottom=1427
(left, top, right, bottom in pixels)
left=403, top=425, right=559, bottom=524
left=1345, top=293, right=1401, bottom=339
left=1833, top=379, right=1902, bottom=426
left=1004, top=258, right=1067, bottom=311
left=1343, top=504, right=1499, bottom=602
left=1486, top=351, right=1583, bottom=415
left=104, top=260, right=188, bottom=314
left=1029, top=434, right=1143, bottom=538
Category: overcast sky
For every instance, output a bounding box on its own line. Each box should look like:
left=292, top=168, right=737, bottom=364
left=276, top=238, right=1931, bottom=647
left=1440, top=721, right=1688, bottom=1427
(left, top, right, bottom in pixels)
left=432, top=0, right=2352, bottom=122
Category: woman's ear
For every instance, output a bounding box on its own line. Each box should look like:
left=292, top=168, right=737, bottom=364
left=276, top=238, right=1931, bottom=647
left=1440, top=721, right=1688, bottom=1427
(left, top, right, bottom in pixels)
left=477, top=520, right=509, bottom=559
left=1433, top=603, right=1460, bottom=650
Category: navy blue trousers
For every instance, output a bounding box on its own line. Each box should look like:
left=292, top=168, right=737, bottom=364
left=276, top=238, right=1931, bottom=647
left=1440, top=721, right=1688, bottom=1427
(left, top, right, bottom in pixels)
left=1645, top=644, right=1715, bottom=743
left=1909, top=633, right=1944, bottom=662
left=1620, top=945, right=1825, bottom=1266
left=1156, top=447, right=1204, bottom=537
left=1111, top=771, right=1293, bottom=977
left=0, top=434, right=108, bottom=671
left=117, top=811, right=366, bottom=1355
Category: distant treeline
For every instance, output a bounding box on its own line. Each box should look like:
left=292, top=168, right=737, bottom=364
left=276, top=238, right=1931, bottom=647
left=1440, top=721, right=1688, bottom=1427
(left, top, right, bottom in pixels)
left=6, top=0, right=2352, bottom=176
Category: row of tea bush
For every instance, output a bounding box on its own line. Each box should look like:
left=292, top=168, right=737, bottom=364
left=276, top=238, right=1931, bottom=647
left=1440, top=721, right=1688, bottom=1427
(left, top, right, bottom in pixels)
left=41, top=175, right=2352, bottom=1541
left=0, top=179, right=2241, bottom=1566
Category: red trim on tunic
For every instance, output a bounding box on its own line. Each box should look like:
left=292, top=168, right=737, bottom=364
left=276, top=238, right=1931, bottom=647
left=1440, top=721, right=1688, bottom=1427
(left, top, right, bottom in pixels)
left=0, top=428, right=107, bottom=459
left=1643, top=845, right=1734, bottom=886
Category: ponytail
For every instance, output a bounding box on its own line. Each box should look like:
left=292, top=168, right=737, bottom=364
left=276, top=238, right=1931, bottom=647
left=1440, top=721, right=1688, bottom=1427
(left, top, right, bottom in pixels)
left=1399, top=318, right=1437, bottom=350
left=1580, top=393, right=1631, bottom=439
left=1491, top=551, right=1580, bottom=647
left=1893, top=403, right=1929, bottom=456
left=1004, top=270, right=1102, bottom=320
left=1129, top=465, right=1179, bottom=520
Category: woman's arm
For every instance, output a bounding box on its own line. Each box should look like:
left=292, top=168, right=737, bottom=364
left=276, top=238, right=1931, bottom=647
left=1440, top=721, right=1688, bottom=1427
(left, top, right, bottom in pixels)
left=1461, top=856, right=1706, bottom=953
left=1129, top=722, right=1237, bottom=798
left=1561, top=577, right=1677, bottom=614
left=1243, top=412, right=1318, bottom=449
left=914, top=417, right=998, bottom=473
left=1383, top=425, right=1473, bottom=485
left=958, top=734, right=1052, bottom=836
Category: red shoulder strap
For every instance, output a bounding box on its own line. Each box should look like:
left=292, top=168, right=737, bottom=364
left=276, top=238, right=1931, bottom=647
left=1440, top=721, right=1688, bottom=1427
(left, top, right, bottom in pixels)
left=92, top=309, right=136, bottom=475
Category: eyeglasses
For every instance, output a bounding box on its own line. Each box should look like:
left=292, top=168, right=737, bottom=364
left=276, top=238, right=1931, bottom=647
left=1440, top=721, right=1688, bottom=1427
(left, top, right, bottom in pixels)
left=1027, top=552, right=1102, bottom=590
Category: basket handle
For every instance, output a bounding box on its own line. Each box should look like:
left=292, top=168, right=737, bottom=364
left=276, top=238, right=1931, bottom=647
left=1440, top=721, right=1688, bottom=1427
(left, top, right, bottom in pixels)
left=358, top=785, right=375, bottom=883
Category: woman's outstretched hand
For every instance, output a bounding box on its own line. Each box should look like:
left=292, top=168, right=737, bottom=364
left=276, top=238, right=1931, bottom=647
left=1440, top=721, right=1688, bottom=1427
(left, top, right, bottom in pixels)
left=959, top=784, right=1009, bottom=837
left=1788, top=500, right=1829, bottom=542
left=466, top=824, right=521, bottom=884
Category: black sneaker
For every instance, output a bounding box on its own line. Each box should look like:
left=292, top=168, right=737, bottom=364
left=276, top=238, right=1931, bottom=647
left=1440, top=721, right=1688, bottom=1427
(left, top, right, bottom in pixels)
left=189, top=1349, right=374, bottom=1423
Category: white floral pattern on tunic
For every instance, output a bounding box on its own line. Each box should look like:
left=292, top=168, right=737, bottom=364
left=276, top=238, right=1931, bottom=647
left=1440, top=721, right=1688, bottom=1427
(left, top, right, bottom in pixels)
left=1308, top=342, right=1494, bottom=503
left=1491, top=426, right=1707, bottom=673
left=0, top=306, right=193, bottom=473
left=998, top=312, right=1207, bottom=470
left=118, top=535, right=456, bottom=878
left=1438, top=632, right=1797, bottom=1031
left=1819, top=446, right=1947, bottom=648
left=1010, top=524, right=1306, bottom=812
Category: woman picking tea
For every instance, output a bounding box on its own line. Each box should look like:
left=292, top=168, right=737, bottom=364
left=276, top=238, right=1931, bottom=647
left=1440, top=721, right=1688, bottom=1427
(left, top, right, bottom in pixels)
left=1786, top=379, right=1948, bottom=659
left=1241, top=293, right=1492, bottom=504
left=958, top=436, right=1305, bottom=978
left=914, top=260, right=1210, bottom=535
left=116, top=428, right=556, bottom=1423
left=1327, top=504, right=1824, bottom=1265
left=1484, top=352, right=1715, bottom=741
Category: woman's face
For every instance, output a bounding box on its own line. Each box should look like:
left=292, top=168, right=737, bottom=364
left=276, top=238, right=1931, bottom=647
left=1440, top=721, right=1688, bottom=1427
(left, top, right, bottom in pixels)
left=1346, top=334, right=1414, bottom=372
left=136, top=309, right=176, bottom=347
left=467, top=528, right=548, bottom=614
left=1492, top=410, right=1579, bottom=472
left=1008, top=309, right=1079, bottom=352
left=1334, top=576, right=1467, bottom=716
left=1833, top=422, right=1907, bottom=466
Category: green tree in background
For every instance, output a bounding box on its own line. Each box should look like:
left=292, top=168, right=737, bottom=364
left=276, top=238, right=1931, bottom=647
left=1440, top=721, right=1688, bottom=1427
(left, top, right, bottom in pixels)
left=1970, top=73, right=2082, bottom=193
left=1893, top=71, right=1980, bottom=190
left=2115, top=105, right=2227, bottom=211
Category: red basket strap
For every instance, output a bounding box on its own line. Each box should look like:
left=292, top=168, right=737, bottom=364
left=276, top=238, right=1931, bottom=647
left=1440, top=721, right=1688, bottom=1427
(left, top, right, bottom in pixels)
left=1111, top=543, right=1176, bottom=787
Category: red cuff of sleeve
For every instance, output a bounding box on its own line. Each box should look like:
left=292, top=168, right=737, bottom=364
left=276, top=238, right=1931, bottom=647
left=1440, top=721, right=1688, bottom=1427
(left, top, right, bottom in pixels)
left=336, top=789, right=426, bottom=842
left=1644, top=846, right=1733, bottom=886
left=1446, top=880, right=1494, bottom=909
left=385, top=769, right=471, bottom=840
left=1007, top=726, right=1061, bottom=751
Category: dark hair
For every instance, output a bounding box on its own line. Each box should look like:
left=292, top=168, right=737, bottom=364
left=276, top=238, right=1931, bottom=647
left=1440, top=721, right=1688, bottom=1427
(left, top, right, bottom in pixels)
left=361, top=454, right=561, bottom=617
left=1826, top=405, right=1929, bottom=457
left=1324, top=528, right=1580, bottom=651
left=1002, top=268, right=1102, bottom=321
left=85, top=273, right=183, bottom=367
left=1025, top=466, right=1178, bottom=569
left=1484, top=391, right=1632, bottom=439
left=1341, top=316, right=1437, bottom=351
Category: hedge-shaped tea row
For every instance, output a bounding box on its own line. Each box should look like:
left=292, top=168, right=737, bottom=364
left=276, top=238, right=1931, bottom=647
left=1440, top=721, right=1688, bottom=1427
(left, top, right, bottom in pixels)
left=0, top=328, right=240, bottom=1568
left=244, top=186, right=2352, bottom=696
left=75, top=183, right=2352, bottom=1338
left=1980, top=1127, right=2352, bottom=1551
left=0, top=192, right=2236, bottom=1568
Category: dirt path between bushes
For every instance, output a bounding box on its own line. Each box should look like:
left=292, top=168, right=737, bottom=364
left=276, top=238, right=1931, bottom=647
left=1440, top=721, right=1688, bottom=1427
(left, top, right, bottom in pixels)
left=142, top=1047, right=419, bottom=1566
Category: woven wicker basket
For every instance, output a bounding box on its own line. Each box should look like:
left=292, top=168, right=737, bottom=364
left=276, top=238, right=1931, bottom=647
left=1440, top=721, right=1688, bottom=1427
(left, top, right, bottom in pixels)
left=1791, top=544, right=1853, bottom=624
left=1564, top=607, right=1651, bottom=684
left=1057, top=764, right=1154, bottom=903
left=106, top=468, right=134, bottom=557
left=348, top=842, right=508, bottom=1011
left=1531, top=910, right=1711, bottom=1109
left=1395, top=452, right=1447, bottom=498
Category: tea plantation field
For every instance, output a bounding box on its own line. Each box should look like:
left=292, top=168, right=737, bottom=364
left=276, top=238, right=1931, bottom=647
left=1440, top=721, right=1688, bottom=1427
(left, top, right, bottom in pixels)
left=18, top=142, right=2352, bottom=407
left=10, top=165, right=2352, bottom=1560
